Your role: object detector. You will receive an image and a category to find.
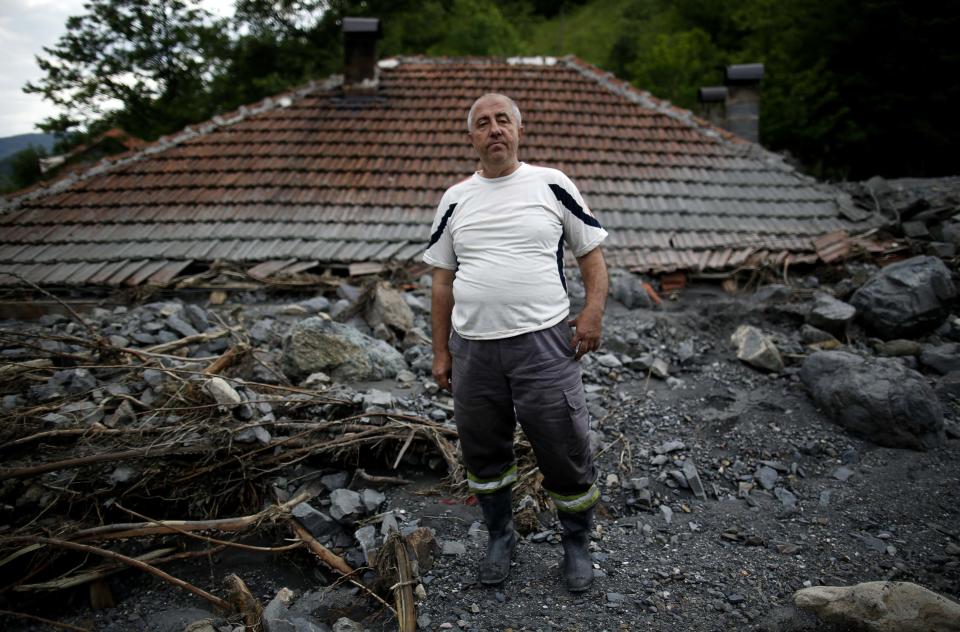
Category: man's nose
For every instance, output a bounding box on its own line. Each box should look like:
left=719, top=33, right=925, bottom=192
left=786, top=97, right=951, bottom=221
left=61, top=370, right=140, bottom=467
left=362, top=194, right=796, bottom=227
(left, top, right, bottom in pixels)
left=489, top=121, right=503, bottom=136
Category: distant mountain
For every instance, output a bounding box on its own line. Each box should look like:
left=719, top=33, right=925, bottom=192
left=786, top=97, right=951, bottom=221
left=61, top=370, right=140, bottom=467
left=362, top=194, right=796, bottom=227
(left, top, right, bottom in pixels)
left=0, top=133, right=57, bottom=161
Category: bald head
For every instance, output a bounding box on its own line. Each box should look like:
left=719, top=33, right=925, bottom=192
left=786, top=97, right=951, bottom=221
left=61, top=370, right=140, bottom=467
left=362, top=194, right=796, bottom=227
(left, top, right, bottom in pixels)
left=467, top=93, right=522, bottom=132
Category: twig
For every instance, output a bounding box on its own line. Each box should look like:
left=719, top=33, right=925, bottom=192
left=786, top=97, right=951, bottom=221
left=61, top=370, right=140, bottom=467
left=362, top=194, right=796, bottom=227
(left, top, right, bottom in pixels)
left=13, top=547, right=177, bottom=591
left=0, top=536, right=231, bottom=611
left=115, top=503, right=303, bottom=554
left=204, top=344, right=248, bottom=375
left=0, top=443, right=196, bottom=480
left=0, top=608, right=89, bottom=631
left=392, top=428, right=417, bottom=469
left=355, top=469, right=411, bottom=486
left=289, top=521, right=354, bottom=575
left=72, top=489, right=317, bottom=541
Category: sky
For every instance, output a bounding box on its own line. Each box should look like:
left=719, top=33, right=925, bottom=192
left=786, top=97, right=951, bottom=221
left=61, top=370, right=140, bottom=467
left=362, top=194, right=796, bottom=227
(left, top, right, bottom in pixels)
left=0, top=0, right=234, bottom=139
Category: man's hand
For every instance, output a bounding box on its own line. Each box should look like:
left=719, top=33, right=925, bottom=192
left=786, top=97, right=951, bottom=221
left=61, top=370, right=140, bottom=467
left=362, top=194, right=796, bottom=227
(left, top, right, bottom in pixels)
left=568, top=308, right=602, bottom=359
left=433, top=349, right=453, bottom=390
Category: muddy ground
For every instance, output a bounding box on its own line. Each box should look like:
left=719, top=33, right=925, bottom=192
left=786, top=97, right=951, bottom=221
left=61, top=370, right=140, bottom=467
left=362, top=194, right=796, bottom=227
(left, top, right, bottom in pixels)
left=4, top=283, right=960, bottom=632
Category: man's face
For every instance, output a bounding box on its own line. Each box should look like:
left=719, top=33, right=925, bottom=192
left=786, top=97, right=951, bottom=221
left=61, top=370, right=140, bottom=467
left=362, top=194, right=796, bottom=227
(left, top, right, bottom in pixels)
left=468, top=95, right=523, bottom=169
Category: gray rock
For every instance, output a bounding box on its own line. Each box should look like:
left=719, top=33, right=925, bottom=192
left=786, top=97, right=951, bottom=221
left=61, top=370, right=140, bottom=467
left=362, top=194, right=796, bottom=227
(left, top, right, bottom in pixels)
left=332, top=619, right=362, bottom=632
left=166, top=314, right=199, bottom=338
left=832, top=467, right=854, bottom=482
left=794, top=581, right=960, bottom=632
left=660, top=504, right=673, bottom=525
left=183, top=304, right=210, bottom=331
left=800, top=324, right=837, bottom=345
left=681, top=461, right=706, bottom=500
left=731, top=325, right=783, bottom=373
left=292, top=503, right=338, bottom=538
left=365, top=284, right=414, bottom=333
left=874, top=339, right=922, bottom=357
left=753, top=284, right=792, bottom=303
left=320, top=471, right=349, bottom=491
left=653, top=439, right=685, bottom=454
left=362, top=389, right=394, bottom=409
left=596, top=353, right=623, bottom=368
left=441, top=541, right=467, bottom=556
left=800, top=350, right=944, bottom=450
left=204, top=377, right=242, bottom=408
left=806, top=293, right=857, bottom=338
left=249, top=318, right=275, bottom=343
left=282, top=317, right=407, bottom=382
left=756, top=466, right=778, bottom=490
left=920, top=343, right=960, bottom=375
left=300, top=296, right=331, bottom=313
left=610, top=272, right=654, bottom=309
left=262, top=588, right=295, bottom=632
left=850, top=255, right=957, bottom=339
left=354, top=525, right=378, bottom=563
left=329, top=489, right=364, bottom=522
left=774, top=487, right=797, bottom=510
left=361, top=488, right=385, bottom=513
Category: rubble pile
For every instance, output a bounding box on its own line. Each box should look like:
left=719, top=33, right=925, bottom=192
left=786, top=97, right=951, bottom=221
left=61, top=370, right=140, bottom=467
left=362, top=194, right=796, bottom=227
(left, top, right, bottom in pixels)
left=0, top=249, right=958, bottom=631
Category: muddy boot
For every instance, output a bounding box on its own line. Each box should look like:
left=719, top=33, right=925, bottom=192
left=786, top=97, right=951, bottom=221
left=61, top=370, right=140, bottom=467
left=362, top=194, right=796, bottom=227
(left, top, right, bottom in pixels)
left=477, top=486, right=517, bottom=585
left=558, top=507, right=594, bottom=592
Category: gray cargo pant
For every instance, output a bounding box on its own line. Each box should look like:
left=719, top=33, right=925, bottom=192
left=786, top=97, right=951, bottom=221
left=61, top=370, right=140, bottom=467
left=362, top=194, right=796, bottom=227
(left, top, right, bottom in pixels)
left=449, top=320, right=599, bottom=513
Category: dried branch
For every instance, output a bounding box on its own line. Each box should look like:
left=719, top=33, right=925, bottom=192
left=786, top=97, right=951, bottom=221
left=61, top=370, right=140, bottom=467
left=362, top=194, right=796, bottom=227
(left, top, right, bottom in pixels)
left=0, top=608, right=89, bottom=631
left=1, top=536, right=231, bottom=611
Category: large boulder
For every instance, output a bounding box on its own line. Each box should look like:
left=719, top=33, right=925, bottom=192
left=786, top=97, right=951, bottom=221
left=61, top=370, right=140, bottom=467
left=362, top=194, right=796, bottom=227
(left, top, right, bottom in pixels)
left=800, top=350, right=944, bottom=450
left=850, top=256, right=956, bottom=339
left=282, top=317, right=407, bottom=382
left=794, top=581, right=960, bottom=632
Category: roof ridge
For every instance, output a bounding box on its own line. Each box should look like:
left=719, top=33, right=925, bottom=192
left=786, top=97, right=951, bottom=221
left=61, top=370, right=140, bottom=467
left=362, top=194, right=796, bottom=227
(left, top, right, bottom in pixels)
left=1, top=76, right=342, bottom=212
left=560, top=56, right=796, bottom=172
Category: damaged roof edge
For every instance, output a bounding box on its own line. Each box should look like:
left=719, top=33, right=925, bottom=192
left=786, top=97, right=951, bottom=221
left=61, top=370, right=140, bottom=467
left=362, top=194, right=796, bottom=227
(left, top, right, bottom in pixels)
left=0, top=75, right=344, bottom=214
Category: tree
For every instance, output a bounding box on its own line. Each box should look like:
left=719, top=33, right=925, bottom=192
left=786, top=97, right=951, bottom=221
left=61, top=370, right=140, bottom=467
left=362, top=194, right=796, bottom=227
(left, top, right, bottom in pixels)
left=23, top=0, right=228, bottom=140
left=0, top=146, right=48, bottom=194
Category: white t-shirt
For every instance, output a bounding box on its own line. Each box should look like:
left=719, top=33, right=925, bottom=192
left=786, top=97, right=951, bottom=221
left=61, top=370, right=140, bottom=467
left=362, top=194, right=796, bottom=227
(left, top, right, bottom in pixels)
left=423, top=163, right=608, bottom=340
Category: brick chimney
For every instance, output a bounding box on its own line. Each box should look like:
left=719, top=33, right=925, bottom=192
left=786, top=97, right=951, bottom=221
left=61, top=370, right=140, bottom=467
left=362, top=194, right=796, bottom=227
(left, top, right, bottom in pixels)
left=724, top=63, right=764, bottom=143
left=342, top=17, right=382, bottom=95
left=697, top=86, right=728, bottom=129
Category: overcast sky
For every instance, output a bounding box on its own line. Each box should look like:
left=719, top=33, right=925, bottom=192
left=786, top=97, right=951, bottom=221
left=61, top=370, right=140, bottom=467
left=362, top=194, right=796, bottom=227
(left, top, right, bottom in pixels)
left=0, top=0, right=234, bottom=139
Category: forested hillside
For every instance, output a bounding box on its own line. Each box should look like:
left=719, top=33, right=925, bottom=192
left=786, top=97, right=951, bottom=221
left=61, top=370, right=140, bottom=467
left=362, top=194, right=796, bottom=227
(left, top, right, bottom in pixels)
left=11, top=0, right=960, bottom=192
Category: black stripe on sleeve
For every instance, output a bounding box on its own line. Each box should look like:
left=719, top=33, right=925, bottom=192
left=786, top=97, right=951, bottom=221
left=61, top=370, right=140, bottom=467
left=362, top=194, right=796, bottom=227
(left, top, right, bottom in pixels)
left=556, top=233, right=567, bottom=291
left=427, top=203, right=457, bottom=248
left=549, top=184, right=602, bottom=228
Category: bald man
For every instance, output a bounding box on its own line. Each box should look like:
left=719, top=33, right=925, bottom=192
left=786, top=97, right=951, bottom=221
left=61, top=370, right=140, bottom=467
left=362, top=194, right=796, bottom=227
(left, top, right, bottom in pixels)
left=424, top=93, right=609, bottom=592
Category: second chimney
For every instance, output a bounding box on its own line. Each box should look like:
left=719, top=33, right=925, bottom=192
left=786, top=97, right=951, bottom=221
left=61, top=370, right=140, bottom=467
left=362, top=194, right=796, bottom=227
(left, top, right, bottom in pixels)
left=697, top=86, right=728, bottom=129
left=343, top=17, right=382, bottom=95
left=724, top=63, right=764, bottom=143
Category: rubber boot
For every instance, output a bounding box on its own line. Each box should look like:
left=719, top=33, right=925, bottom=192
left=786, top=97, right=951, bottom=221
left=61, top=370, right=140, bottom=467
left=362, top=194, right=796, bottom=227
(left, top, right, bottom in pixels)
left=477, top=486, right=517, bottom=585
left=558, top=507, right=594, bottom=592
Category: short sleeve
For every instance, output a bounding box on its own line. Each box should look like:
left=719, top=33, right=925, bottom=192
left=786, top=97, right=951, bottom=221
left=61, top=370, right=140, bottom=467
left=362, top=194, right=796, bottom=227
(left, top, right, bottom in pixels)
left=422, top=193, right=458, bottom=270
left=554, top=173, right=608, bottom=257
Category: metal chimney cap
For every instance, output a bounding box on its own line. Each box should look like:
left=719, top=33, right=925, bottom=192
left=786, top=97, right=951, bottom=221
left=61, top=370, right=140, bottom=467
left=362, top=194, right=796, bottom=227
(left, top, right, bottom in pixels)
left=698, top=86, right=728, bottom=103
left=725, top=63, right=764, bottom=83
left=342, top=17, right=381, bottom=34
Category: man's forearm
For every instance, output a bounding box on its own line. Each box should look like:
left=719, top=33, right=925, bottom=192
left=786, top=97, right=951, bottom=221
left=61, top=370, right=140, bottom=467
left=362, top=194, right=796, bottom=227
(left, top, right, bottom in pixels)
left=578, top=246, right=609, bottom=315
left=431, top=283, right=454, bottom=353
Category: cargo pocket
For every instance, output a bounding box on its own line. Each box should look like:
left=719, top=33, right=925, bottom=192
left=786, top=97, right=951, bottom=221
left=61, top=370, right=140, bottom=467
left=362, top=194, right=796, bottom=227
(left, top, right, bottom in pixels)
left=562, top=384, right=590, bottom=448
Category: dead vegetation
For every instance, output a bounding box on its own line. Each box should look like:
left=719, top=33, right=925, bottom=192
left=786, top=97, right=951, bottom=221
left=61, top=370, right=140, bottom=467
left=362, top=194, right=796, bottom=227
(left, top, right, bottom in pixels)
left=0, top=308, right=517, bottom=631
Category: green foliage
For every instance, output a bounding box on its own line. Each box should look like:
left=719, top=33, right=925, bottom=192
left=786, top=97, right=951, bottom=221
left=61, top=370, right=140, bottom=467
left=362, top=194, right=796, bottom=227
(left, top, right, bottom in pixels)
left=21, top=0, right=960, bottom=179
left=0, top=146, right=48, bottom=194
left=428, top=0, right=526, bottom=56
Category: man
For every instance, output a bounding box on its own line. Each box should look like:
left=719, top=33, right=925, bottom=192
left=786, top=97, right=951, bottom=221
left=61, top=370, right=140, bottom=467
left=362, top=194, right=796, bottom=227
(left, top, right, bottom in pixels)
left=424, top=93, right=609, bottom=592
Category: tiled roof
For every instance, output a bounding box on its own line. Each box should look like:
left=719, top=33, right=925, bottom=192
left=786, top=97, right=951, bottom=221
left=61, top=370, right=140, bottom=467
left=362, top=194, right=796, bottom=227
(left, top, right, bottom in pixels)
left=0, top=56, right=880, bottom=286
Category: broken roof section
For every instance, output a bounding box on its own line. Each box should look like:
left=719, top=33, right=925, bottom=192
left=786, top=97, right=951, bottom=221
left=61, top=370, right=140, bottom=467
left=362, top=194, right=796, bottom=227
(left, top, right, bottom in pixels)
left=0, top=55, right=881, bottom=287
